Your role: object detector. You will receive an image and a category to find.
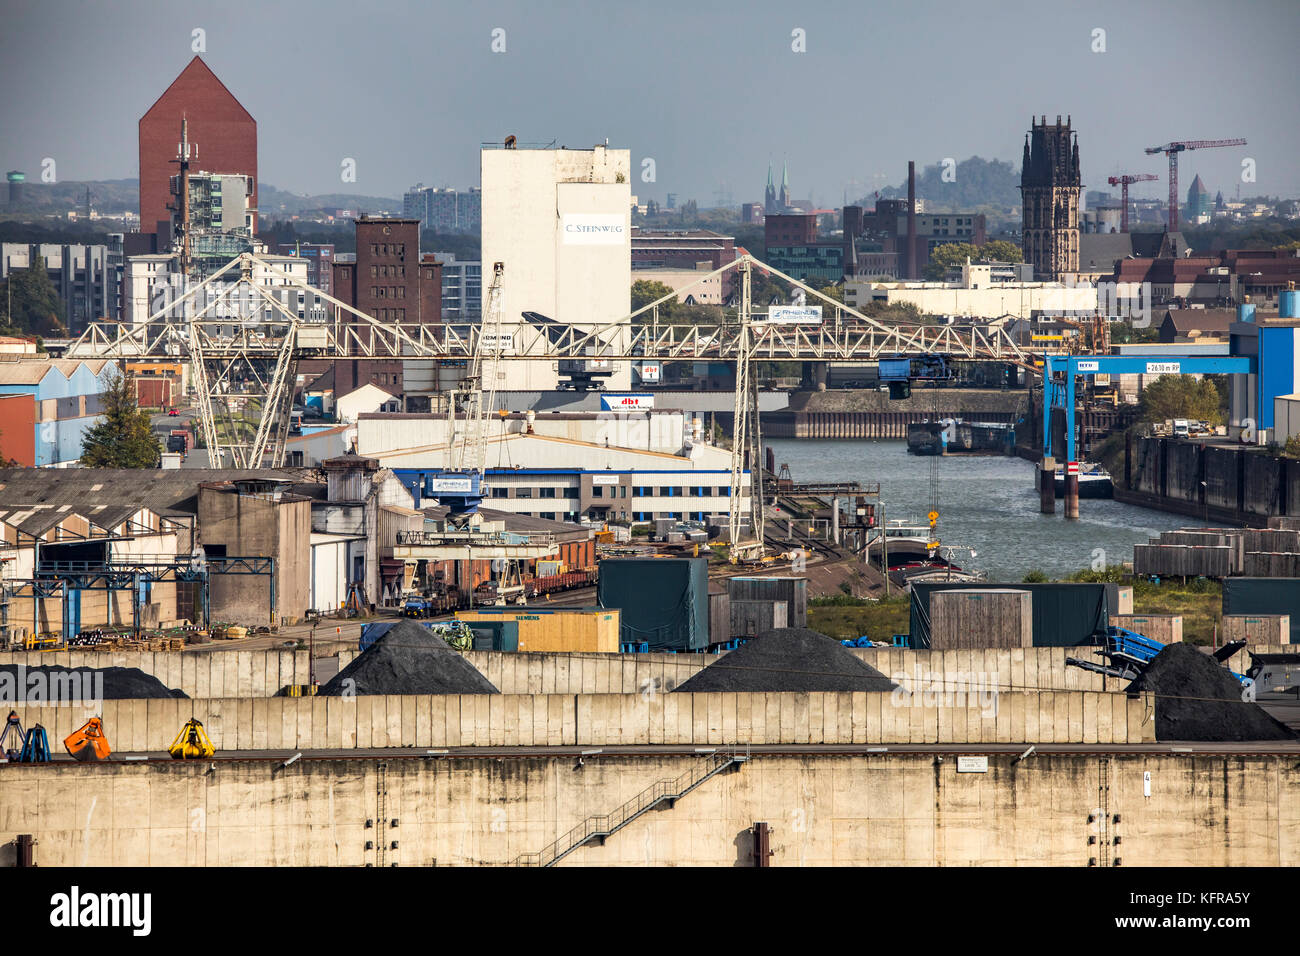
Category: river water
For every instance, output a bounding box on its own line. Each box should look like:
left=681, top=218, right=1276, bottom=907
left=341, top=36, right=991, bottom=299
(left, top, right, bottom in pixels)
left=766, top=439, right=1207, bottom=582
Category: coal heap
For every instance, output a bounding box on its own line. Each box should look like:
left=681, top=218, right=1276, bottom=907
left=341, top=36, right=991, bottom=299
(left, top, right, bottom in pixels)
left=318, top=619, right=499, bottom=696
left=0, top=665, right=186, bottom=699
left=1126, top=643, right=1294, bottom=742
left=673, top=627, right=898, bottom=693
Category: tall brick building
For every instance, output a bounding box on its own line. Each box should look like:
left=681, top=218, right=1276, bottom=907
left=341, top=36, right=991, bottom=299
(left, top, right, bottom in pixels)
left=139, top=57, right=257, bottom=238
left=322, top=218, right=443, bottom=401
left=1020, top=115, right=1081, bottom=280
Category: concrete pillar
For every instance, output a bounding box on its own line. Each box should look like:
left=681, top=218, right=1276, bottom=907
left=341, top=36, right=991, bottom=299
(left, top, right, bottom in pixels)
left=831, top=497, right=841, bottom=544
left=1040, top=456, right=1056, bottom=514
left=1064, top=468, right=1080, bottom=520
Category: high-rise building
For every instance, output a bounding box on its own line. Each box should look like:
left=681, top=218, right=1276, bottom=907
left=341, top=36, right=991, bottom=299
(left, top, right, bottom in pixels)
left=1020, top=115, right=1081, bottom=280
left=324, top=218, right=442, bottom=403
left=402, top=185, right=482, bottom=234
left=1, top=243, right=117, bottom=331
left=434, top=254, right=482, bottom=321
left=169, top=170, right=257, bottom=276
left=480, top=143, right=632, bottom=391
left=138, top=57, right=257, bottom=238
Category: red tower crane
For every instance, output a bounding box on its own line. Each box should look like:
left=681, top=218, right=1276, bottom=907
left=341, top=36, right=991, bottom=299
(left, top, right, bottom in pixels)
left=1106, top=173, right=1159, bottom=233
left=1144, top=139, right=1247, bottom=232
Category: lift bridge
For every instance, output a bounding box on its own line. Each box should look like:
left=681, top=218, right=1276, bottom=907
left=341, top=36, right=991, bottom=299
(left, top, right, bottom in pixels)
left=68, top=251, right=1042, bottom=561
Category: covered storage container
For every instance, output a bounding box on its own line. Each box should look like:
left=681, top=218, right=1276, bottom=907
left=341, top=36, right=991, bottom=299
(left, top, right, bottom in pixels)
left=598, top=557, right=709, bottom=652
left=726, top=576, right=807, bottom=628
left=929, top=589, right=1032, bottom=649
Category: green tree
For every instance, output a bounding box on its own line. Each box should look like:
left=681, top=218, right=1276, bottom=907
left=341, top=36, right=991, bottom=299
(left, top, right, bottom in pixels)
left=922, top=242, right=981, bottom=280
left=1138, top=375, right=1225, bottom=426
left=0, top=256, right=67, bottom=336
left=630, top=279, right=677, bottom=320
left=980, top=239, right=1023, bottom=263
left=80, top=369, right=161, bottom=468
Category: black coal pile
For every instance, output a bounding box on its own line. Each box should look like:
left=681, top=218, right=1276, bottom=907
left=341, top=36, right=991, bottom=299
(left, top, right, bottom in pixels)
left=673, top=627, right=898, bottom=693
left=0, top=665, right=186, bottom=699
left=1126, top=643, right=1294, bottom=742
left=318, top=619, right=499, bottom=696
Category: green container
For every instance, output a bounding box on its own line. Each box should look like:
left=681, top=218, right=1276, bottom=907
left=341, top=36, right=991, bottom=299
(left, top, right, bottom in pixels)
left=598, top=557, right=709, bottom=652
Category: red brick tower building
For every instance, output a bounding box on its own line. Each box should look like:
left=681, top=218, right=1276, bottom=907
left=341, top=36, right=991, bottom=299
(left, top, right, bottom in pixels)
left=139, top=57, right=257, bottom=238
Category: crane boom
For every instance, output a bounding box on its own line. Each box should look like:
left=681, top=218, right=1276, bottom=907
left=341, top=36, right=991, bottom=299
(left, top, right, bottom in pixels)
left=1143, top=138, right=1246, bottom=231
left=1106, top=173, right=1159, bottom=233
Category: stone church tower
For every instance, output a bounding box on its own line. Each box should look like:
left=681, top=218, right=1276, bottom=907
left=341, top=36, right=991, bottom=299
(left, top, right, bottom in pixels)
left=1020, top=116, right=1081, bottom=280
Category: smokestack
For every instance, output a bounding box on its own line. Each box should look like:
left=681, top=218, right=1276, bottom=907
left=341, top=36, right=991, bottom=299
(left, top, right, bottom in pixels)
left=907, top=161, right=918, bottom=280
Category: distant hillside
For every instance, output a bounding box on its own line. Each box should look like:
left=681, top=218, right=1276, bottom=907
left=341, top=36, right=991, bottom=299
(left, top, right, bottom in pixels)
left=866, top=156, right=1022, bottom=211
left=0, top=178, right=402, bottom=220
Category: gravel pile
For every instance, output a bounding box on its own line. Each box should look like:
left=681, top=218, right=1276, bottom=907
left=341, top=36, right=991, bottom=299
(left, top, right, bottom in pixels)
left=0, top=664, right=186, bottom=700
left=318, top=619, right=499, bottom=696
left=673, top=627, right=898, bottom=693
left=1126, top=643, right=1294, bottom=742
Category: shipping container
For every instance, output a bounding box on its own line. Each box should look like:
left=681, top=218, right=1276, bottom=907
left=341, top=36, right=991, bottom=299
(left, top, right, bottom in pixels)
left=929, top=589, right=1032, bottom=649
left=456, top=607, right=618, bottom=653
left=910, top=581, right=1110, bottom=648
left=1110, top=614, right=1183, bottom=644
left=598, top=557, right=709, bottom=652
left=727, top=576, right=807, bottom=628
left=1224, top=578, right=1300, bottom=643
left=1220, top=614, right=1290, bottom=647
left=463, top=619, right=519, bottom=652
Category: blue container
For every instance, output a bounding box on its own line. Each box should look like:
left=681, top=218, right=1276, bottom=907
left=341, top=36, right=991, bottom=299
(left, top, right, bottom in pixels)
left=1280, top=289, right=1298, bottom=320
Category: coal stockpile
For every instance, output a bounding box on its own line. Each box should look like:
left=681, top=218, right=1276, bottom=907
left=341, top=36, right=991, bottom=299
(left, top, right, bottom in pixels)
left=1126, top=643, right=1295, bottom=742
left=673, top=627, right=898, bottom=693
left=0, top=665, right=186, bottom=699
left=318, top=619, right=499, bottom=696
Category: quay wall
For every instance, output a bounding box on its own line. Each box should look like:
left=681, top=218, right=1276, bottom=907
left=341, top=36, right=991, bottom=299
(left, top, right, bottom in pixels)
left=3, top=751, right=1295, bottom=866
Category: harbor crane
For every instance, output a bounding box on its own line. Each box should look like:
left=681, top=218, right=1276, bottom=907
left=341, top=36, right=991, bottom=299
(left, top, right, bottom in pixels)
left=439, top=261, right=506, bottom=525
left=1144, top=138, right=1246, bottom=232
left=1106, top=173, right=1158, bottom=233
left=69, top=252, right=1048, bottom=560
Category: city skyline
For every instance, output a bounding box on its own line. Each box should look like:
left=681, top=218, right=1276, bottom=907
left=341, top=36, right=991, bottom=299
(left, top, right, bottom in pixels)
left=2, top=0, right=1298, bottom=209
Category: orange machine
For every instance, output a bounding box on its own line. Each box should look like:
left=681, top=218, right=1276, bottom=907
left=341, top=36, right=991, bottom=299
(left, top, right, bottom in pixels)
left=64, top=717, right=111, bottom=762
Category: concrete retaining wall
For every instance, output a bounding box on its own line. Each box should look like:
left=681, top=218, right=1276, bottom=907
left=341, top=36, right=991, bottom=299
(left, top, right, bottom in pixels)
left=2, top=751, right=1294, bottom=866
left=0, top=650, right=311, bottom=698
left=2, top=688, right=1154, bottom=752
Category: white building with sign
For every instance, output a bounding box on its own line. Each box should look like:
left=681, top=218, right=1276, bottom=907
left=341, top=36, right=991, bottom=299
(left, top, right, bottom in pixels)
left=480, top=143, right=633, bottom=392
left=351, top=408, right=743, bottom=524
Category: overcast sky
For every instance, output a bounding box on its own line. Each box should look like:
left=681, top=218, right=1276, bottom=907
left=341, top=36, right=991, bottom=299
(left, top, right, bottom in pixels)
left=3, top=0, right=1298, bottom=206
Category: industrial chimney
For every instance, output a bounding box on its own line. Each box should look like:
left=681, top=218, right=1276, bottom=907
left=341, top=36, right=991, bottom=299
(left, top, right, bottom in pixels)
left=907, top=161, right=918, bottom=280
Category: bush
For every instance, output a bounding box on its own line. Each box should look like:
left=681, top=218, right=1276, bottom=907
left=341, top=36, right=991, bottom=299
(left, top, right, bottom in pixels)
left=1022, top=569, right=1049, bottom=583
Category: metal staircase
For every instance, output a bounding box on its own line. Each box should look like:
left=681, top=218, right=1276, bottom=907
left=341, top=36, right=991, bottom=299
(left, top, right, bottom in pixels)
left=515, top=747, right=749, bottom=867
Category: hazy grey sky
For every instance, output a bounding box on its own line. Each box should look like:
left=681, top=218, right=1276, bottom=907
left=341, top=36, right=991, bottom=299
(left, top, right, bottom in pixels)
left=3, top=0, right=1298, bottom=206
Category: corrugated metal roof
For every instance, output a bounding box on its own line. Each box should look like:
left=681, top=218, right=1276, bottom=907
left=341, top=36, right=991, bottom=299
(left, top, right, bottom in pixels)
left=0, top=467, right=307, bottom=517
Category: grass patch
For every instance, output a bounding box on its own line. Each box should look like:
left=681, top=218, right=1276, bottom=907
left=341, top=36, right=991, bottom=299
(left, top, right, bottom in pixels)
left=807, top=595, right=910, bottom=642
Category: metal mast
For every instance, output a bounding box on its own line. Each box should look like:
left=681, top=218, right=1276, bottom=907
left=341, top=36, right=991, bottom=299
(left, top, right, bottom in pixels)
left=728, top=259, right=764, bottom=562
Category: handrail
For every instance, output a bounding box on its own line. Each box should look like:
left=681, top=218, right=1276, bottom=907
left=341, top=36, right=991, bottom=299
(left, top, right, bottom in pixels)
left=516, top=745, right=748, bottom=867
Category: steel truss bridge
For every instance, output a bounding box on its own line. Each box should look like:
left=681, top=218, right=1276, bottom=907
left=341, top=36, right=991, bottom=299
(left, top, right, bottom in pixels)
left=68, top=251, right=1066, bottom=559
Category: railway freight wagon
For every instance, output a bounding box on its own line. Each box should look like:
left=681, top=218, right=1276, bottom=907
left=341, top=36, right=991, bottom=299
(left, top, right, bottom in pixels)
left=597, top=557, right=710, bottom=652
